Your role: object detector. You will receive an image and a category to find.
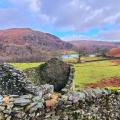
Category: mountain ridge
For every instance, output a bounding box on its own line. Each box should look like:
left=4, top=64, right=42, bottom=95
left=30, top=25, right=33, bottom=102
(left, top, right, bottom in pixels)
left=0, top=28, right=73, bottom=62
left=69, top=40, right=120, bottom=50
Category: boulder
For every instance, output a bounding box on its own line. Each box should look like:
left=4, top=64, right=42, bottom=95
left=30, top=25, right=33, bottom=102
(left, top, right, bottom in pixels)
left=36, top=58, right=71, bottom=91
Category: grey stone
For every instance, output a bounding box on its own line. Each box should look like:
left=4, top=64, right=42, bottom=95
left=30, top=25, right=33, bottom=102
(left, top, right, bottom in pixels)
left=6, top=116, right=11, bottom=120
left=29, top=103, right=43, bottom=113
left=9, top=95, right=19, bottom=98
left=32, top=96, right=44, bottom=103
left=68, top=92, right=85, bottom=103
left=12, top=107, right=23, bottom=112
left=41, top=84, right=54, bottom=94
left=25, top=103, right=37, bottom=112
left=14, top=98, right=31, bottom=106
left=20, top=94, right=33, bottom=99
left=92, top=89, right=103, bottom=97
left=62, top=95, right=68, bottom=101
left=7, top=103, right=14, bottom=110
left=78, top=92, right=86, bottom=100
left=0, top=106, right=5, bottom=111
left=15, top=112, right=26, bottom=119
left=0, top=95, right=3, bottom=103
left=4, top=109, right=11, bottom=114
left=0, top=112, right=5, bottom=120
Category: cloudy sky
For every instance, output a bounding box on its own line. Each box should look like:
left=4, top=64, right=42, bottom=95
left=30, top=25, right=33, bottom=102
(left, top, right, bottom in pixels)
left=0, top=0, right=120, bottom=41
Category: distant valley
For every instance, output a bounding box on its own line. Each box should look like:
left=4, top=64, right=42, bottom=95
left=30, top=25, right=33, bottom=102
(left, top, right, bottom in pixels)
left=0, top=28, right=120, bottom=62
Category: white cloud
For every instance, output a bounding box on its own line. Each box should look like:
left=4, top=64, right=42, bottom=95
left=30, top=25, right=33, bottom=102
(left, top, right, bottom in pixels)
left=1, top=0, right=120, bottom=41
left=7, top=0, right=120, bottom=30
left=34, top=0, right=120, bottom=32
left=29, top=0, right=41, bottom=12
left=10, top=0, right=41, bottom=13
left=104, top=13, right=120, bottom=24
left=96, top=28, right=120, bottom=41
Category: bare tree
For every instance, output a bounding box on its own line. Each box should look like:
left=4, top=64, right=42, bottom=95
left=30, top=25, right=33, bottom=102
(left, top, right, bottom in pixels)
left=76, top=47, right=88, bottom=63
left=94, top=47, right=110, bottom=57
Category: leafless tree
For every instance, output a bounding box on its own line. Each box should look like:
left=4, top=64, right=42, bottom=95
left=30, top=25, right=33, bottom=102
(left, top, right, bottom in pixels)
left=76, top=47, right=88, bottom=63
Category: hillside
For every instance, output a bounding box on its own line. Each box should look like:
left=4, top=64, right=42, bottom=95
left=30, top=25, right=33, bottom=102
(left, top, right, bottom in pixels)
left=0, top=28, right=73, bottom=62
left=106, top=47, right=120, bottom=57
left=69, top=40, right=120, bottom=49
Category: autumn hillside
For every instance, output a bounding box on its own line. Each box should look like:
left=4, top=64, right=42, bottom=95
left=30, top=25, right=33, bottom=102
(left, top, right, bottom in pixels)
left=106, top=47, right=120, bottom=57
left=0, top=28, right=73, bottom=62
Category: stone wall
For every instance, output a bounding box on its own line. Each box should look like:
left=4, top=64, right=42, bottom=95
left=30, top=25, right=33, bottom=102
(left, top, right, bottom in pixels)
left=0, top=63, right=119, bottom=120
left=62, top=65, right=75, bottom=92
left=0, top=88, right=119, bottom=120
left=0, top=63, right=53, bottom=96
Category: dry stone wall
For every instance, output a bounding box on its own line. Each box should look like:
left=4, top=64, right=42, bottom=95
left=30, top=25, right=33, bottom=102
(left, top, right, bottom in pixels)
left=62, top=65, right=75, bottom=92
left=0, top=88, right=119, bottom=120
left=0, top=63, right=119, bottom=120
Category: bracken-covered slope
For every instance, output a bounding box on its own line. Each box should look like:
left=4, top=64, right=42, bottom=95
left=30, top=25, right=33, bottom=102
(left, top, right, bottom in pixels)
left=0, top=28, right=73, bottom=62
left=69, top=40, right=120, bottom=49
left=106, top=47, right=120, bottom=57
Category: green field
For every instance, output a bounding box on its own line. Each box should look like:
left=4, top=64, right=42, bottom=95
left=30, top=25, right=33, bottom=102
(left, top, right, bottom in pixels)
left=11, top=58, right=120, bottom=90
left=11, top=63, right=43, bottom=70
left=64, top=56, right=106, bottom=62
left=74, top=60, right=120, bottom=89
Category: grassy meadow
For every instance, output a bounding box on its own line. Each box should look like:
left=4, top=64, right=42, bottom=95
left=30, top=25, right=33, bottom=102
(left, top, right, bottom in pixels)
left=74, top=60, right=120, bottom=90
left=64, top=56, right=106, bottom=62
left=10, top=57, right=120, bottom=90
left=11, top=63, right=43, bottom=70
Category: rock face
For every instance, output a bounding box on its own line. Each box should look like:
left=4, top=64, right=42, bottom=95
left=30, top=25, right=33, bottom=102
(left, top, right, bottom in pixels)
left=0, top=63, right=54, bottom=95
left=36, top=58, right=71, bottom=91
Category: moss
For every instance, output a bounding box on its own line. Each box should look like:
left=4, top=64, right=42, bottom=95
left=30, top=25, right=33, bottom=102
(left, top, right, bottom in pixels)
left=72, top=112, right=80, bottom=119
left=92, top=116, right=98, bottom=120
left=105, top=95, right=110, bottom=111
left=105, top=87, right=120, bottom=91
